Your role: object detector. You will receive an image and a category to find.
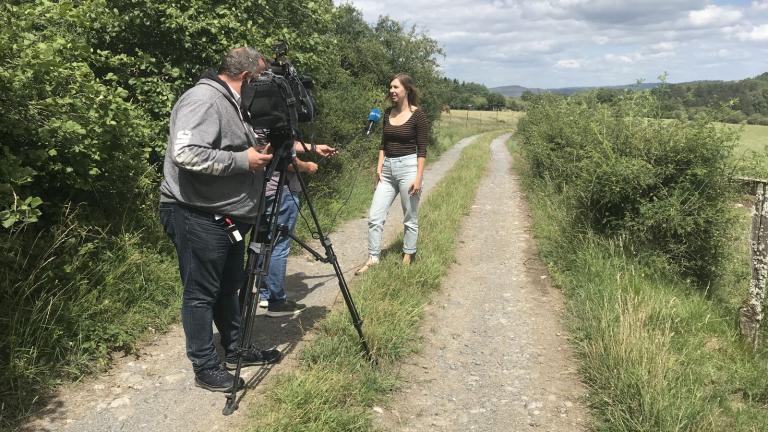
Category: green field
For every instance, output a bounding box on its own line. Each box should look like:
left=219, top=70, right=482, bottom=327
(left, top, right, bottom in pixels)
left=442, top=109, right=522, bottom=126
left=733, top=123, right=768, bottom=152
left=441, top=112, right=767, bottom=154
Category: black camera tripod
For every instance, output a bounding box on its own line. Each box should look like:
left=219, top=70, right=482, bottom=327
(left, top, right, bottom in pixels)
left=223, top=130, right=373, bottom=415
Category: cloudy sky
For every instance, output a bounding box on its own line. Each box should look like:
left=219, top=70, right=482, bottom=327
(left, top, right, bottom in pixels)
left=335, top=0, right=768, bottom=89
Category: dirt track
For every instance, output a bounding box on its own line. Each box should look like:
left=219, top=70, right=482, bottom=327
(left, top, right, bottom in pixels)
left=25, top=133, right=589, bottom=432
left=375, top=134, right=588, bottom=431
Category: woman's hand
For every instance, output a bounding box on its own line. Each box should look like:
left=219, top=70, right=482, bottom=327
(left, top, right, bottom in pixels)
left=408, top=177, right=422, bottom=196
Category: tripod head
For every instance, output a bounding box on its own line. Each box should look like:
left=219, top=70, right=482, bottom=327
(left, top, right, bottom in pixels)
left=263, top=128, right=295, bottom=174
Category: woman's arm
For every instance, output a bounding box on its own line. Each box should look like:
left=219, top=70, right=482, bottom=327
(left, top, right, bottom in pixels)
left=375, top=150, right=385, bottom=185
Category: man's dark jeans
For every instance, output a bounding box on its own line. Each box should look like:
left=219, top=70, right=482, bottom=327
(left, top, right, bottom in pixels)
left=159, top=203, right=250, bottom=373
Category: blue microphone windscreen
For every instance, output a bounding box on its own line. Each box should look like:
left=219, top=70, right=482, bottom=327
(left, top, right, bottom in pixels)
left=368, top=108, right=382, bottom=122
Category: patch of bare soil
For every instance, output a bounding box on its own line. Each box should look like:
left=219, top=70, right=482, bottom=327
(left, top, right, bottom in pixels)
left=374, top=134, right=589, bottom=432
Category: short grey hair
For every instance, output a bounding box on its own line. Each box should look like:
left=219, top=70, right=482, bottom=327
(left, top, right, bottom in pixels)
left=218, top=47, right=264, bottom=77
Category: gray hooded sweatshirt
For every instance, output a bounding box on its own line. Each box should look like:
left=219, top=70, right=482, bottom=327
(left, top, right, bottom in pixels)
left=159, top=76, right=264, bottom=222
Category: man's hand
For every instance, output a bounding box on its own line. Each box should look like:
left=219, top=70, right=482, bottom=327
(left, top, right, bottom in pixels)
left=289, top=158, right=319, bottom=174
left=301, top=161, right=318, bottom=174
left=314, top=144, right=338, bottom=158
left=247, top=147, right=273, bottom=171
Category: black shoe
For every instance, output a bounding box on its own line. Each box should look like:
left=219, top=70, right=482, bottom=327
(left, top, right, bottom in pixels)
left=225, top=347, right=282, bottom=370
left=194, top=365, right=245, bottom=393
left=266, top=299, right=306, bottom=318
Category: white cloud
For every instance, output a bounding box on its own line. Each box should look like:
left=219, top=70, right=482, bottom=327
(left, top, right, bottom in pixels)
left=752, top=1, right=768, bottom=11
left=736, top=24, right=768, bottom=41
left=605, top=53, right=637, bottom=64
left=556, top=59, right=582, bottom=69
left=651, top=42, right=676, bottom=51
left=688, top=5, right=743, bottom=27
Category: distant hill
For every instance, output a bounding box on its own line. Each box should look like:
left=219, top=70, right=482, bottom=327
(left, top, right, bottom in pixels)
left=489, top=82, right=661, bottom=98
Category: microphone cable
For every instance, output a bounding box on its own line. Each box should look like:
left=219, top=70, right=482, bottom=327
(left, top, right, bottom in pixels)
left=291, top=113, right=382, bottom=241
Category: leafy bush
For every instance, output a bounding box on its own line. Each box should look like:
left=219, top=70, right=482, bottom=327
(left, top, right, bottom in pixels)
left=517, top=91, right=740, bottom=284
left=0, top=213, right=180, bottom=424
left=0, top=1, right=155, bottom=229
left=723, top=110, right=749, bottom=124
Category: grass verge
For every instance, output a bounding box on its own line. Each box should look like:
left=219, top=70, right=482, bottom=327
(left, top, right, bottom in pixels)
left=511, top=138, right=768, bottom=431
left=0, top=218, right=180, bottom=430
left=245, top=131, right=509, bottom=431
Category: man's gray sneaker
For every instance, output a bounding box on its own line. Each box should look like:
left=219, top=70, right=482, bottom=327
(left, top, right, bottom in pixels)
left=195, top=364, right=245, bottom=393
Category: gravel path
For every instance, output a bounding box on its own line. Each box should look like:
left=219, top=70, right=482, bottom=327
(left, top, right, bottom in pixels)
left=374, top=134, right=589, bottom=431
left=23, top=135, right=480, bottom=432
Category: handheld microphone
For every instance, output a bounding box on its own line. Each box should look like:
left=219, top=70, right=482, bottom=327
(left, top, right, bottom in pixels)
left=365, top=108, right=382, bottom=136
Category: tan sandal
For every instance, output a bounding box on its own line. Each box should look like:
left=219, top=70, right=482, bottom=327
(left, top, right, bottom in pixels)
left=402, top=253, right=415, bottom=265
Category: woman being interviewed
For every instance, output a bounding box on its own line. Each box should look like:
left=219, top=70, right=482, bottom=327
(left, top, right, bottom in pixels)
left=356, top=73, right=428, bottom=274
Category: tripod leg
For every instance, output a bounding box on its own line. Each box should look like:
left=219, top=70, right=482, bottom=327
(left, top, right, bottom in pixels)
left=223, top=153, right=292, bottom=415
left=290, top=159, right=375, bottom=363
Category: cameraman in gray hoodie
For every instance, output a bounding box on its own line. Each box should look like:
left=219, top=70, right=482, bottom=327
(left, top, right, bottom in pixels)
left=159, top=47, right=281, bottom=393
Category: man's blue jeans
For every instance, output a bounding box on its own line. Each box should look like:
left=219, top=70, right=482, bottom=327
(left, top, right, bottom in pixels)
left=259, top=188, right=300, bottom=303
left=159, top=203, right=249, bottom=373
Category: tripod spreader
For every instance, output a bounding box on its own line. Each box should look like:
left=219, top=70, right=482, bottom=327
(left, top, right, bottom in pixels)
left=276, top=224, right=328, bottom=263
left=275, top=223, right=374, bottom=363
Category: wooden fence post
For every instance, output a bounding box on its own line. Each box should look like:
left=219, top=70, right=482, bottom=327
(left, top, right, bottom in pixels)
left=739, top=178, right=768, bottom=348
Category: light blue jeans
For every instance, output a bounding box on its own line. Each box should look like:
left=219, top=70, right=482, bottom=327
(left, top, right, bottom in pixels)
left=259, top=189, right=300, bottom=303
left=368, top=154, right=420, bottom=257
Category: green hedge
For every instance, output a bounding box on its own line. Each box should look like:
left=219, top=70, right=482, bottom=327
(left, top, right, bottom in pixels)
left=517, top=92, right=740, bottom=285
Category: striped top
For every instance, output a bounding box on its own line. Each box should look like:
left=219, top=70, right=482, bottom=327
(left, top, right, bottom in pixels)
left=380, top=107, right=429, bottom=158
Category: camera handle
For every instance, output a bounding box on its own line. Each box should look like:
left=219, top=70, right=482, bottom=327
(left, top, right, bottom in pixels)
left=223, top=139, right=373, bottom=416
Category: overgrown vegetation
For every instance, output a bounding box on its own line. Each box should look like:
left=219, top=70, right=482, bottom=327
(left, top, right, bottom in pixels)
left=518, top=91, right=739, bottom=285
left=247, top=131, right=505, bottom=432
left=0, top=0, right=480, bottom=427
left=515, top=88, right=768, bottom=430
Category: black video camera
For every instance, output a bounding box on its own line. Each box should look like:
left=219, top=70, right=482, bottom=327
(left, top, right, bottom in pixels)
left=240, top=42, right=317, bottom=146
